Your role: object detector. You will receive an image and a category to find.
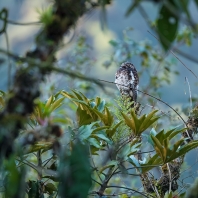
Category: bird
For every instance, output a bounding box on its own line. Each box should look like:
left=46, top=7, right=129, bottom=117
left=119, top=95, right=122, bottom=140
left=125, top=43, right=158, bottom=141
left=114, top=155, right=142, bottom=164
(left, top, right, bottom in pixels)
left=115, top=62, right=139, bottom=107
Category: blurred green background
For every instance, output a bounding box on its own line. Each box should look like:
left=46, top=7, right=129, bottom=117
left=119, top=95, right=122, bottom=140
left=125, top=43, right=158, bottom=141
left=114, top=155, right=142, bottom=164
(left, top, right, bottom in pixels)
left=1, top=0, right=198, bottom=106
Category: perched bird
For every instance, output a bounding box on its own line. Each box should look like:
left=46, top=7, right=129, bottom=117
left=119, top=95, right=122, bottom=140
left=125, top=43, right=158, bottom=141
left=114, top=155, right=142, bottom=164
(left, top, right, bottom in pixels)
left=115, top=62, right=139, bottom=106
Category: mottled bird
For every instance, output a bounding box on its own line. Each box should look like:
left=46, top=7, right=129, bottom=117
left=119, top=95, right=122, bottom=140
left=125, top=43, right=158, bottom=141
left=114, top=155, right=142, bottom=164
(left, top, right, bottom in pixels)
left=115, top=62, right=139, bottom=106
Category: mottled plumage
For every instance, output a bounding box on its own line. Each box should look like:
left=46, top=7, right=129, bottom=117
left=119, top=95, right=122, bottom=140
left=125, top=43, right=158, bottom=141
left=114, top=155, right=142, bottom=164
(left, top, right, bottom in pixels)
left=115, top=62, right=139, bottom=105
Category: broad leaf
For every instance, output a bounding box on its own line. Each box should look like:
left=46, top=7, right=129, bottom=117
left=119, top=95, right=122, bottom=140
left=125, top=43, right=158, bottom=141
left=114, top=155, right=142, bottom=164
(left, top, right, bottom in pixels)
left=25, top=141, right=53, bottom=154
left=44, top=183, right=57, bottom=195
left=76, top=107, right=94, bottom=126
left=48, top=97, right=64, bottom=113
left=141, top=154, right=162, bottom=173
left=88, top=138, right=101, bottom=149
left=99, top=161, right=117, bottom=174
left=151, top=135, right=167, bottom=162
left=93, top=107, right=114, bottom=126
left=106, top=121, right=123, bottom=138
left=58, top=142, right=92, bottom=198
left=167, top=140, right=198, bottom=162
left=78, top=122, right=99, bottom=141
left=91, top=131, right=112, bottom=143
left=121, top=109, right=159, bottom=135
left=157, top=1, right=178, bottom=51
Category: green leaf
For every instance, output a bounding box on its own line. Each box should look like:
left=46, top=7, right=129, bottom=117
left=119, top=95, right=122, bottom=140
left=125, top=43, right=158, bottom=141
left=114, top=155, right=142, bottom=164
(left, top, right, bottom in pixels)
left=121, top=111, right=136, bottom=133
left=121, top=109, right=159, bottom=136
left=25, top=141, right=53, bottom=154
left=148, top=128, right=157, bottom=146
left=128, top=142, right=141, bottom=156
left=179, top=192, right=186, bottom=198
left=104, top=107, right=114, bottom=126
left=117, top=144, right=131, bottom=160
left=97, top=100, right=105, bottom=112
left=99, top=161, right=117, bottom=174
left=109, top=40, right=118, bottom=47
left=67, top=98, right=96, bottom=120
left=52, top=117, right=71, bottom=124
left=0, top=92, right=5, bottom=107
left=61, top=90, right=75, bottom=99
left=44, top=183, right=57, bottom=195
left=4, top=156, right=26, bottom=197
left=88, top=138, right=101, bottom=149
left=150, top=128, right=198, bottom=163
left=58, top=142, right=92, bottom=198
left=151, top=135, right=166, bottom=162
left=78, top=122, right=99, bottom=141
left=90, top=146, right=100, bottom=155
left=72, top=90, right=84, bottom=101
left=164, top=190, right=173, bottom=198
left=106, top=121, right=123, bottom=138
left=45, top=95, right=54, bottom=109
left=49, top=97, right=64, bottom=113
left=91, top=131, right=111, bottom=143
left=42, top=176, right=59, bottom=182
left=141, top=154, right=162, bottom=173
left=92, top=126, right=109, bottom=133
left=121, top=194, right=130, bottom=198
left=148, top=127, right=188, bottom=163
left=157, top=1, right=178, bottom=51
left=195, top=0, right=198, bottom=7
left=77, top=107, right=94, bottom=126
left=166, top=139, right=184, bottom=162
left=169, top=140, right=198, bottom=161
left=138, top=110, right=159, bottom=133
left=93, top=107, right=113, bottom=126
left=62, top=90, right=112, bottom=126
left=28, top=180, right=44, bottom=198
left=54, top=90, right=62, bottom=99
left=151, top=127, right=185, bottom=146
left=168, top=128, right=185, bottom=140
left=33, top=105, right=42, bottom=119
left=128, top=156, right=141, bottom=172
left=117, top=141, right=141, bottom=161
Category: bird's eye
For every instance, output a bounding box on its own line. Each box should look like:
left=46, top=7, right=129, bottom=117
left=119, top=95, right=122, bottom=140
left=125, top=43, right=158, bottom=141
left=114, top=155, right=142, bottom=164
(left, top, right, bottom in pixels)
left=116, top=76, right=118, bottom=79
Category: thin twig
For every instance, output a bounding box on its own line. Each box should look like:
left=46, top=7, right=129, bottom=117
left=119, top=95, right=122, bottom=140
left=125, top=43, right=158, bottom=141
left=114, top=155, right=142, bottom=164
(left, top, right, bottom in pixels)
left=185, top=77, right=192, bottom=114
left=91, top=177, right=102, bottom=186
left=146, top=174, right=161, bottom=198
left=172, top=47, right=198, bottom=64
left=98, top=79, right=187, bottom=126
left=139, top=150, right=155, bottom=154
left=0, top=48, right=105, bottom=88
left=0, top=18, right=41, bottom=26
left=42, top=156, right=54, bottom=167
left=147, top=30, right=198, bottom=79
left=138, top=4, right=198, bottom=65
left=89, top=145, right=103, bottom=182
left=106, top=185, right=154, bottom=198
left=16, top=159, right=41, bottom=174
left=113, top=171, right=141, bottom=176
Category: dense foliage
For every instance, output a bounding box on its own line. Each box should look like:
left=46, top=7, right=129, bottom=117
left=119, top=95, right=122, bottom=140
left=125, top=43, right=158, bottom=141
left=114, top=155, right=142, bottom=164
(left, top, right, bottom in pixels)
left=0, top=0, right=198, bottom=198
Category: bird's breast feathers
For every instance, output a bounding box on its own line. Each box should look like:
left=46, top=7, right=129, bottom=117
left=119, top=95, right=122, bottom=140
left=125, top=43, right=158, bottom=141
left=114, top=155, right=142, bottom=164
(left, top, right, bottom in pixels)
left=115, top=62, right=139, bottom=101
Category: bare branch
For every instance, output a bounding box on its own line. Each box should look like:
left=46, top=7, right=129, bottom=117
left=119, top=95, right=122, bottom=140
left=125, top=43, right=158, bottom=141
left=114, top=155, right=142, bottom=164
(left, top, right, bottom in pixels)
left=147, top=30, right=198, bottom=79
